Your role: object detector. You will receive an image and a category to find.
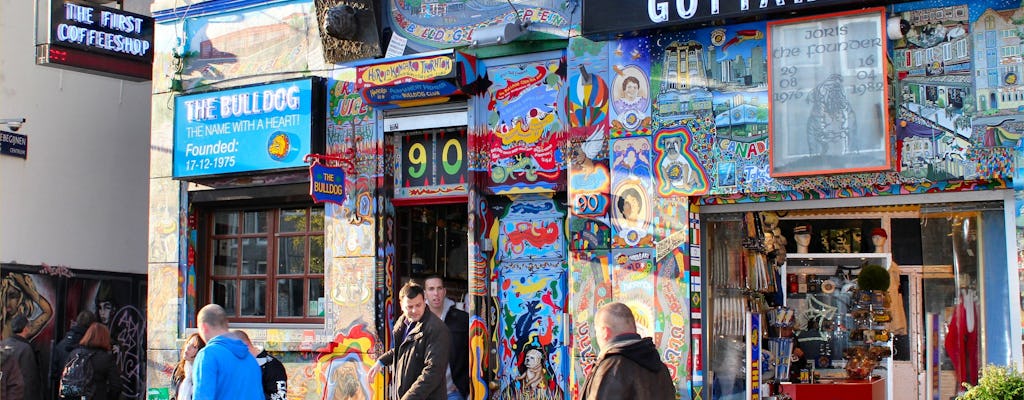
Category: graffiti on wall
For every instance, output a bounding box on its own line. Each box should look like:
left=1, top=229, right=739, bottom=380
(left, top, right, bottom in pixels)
left=317, top=325, right=377, bottom=400
left=485, top=59, right=566, bottom=194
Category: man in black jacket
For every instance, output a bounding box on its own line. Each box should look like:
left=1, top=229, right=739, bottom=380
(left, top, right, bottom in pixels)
left=368, top=282, right=450, bottom=400
left=581, top=302, right=675, bottom=400
left=50, top=311, right=96, bottom=394
left=234, top=330, right=288, bottom=400
left=424, top=276, right=469, bottom=400
left=2, top=315, right=39, bottom=400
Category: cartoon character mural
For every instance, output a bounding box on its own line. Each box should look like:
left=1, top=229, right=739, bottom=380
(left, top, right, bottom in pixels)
left=486, top=59, right=566, bottom=195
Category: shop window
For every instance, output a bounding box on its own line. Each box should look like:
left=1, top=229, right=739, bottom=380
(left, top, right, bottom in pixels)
left=208, top=207, right=325, bottom=322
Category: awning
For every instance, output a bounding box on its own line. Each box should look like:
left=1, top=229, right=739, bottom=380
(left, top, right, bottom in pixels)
left=355, top=50, right=490, bottom=109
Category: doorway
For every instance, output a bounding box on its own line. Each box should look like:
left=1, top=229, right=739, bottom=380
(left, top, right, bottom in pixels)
left=394, top=203, right=470, bottom=305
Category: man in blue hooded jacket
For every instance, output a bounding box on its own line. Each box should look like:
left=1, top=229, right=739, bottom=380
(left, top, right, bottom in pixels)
left=193, top=304, right=263, bottom=400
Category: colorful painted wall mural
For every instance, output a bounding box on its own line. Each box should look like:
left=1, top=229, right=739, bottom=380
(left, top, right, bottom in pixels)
left=485, top=58, right=567, bottom=194
left=387, top=0, right=576, bottom=51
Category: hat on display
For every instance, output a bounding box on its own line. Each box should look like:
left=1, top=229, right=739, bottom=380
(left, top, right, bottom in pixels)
left=793, top=224, right=812, bottom=235
left=871, top=228, right=887, bottom=238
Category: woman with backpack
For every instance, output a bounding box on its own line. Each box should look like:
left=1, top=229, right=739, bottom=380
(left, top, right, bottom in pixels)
left=171, top=333, right=205, bottom=400
left=59, top=322, right=122, bottom=400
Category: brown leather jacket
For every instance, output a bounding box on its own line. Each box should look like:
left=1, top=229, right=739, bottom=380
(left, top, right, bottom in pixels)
left=378, top=311, right=451, bottom=400
left=581, top=335, right=676, bottom=400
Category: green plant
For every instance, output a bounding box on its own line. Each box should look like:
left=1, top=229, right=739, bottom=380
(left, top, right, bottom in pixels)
left=960, top=364, right=1024, bottom=400
left=857, top=264, right=890, bottom=291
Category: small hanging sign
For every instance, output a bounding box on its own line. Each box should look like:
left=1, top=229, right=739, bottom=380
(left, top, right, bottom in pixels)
left=307, top=154, right=351, bottom=205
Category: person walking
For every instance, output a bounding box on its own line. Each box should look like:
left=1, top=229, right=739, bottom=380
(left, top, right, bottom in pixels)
left=2, top=315, right=39, bottom=400
left=368, top=282, right=450, bottom=400
left=192, top=304, right=263, bottom=400
left=51, top=311, right=97, bottom=394
left=423, top=275, right=469, bottom=400
left=1, top=342, right=25, bottom=400
left=171, top=333, right=205, bottom=400
left=233, top=330, right=288, bottom=400
left=581, top=302, right=675, bottom=400
left=60, top=322, right=122, bottom=400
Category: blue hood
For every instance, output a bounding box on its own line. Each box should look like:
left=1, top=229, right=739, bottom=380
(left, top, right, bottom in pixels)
left=207, top=333, right=251, bottom=360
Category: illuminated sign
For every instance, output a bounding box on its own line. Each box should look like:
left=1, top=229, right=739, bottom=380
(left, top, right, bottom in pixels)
left=394, top=127, right=468, bottom=203
left=173, top=78, right=326, bottom=179
left=356, top=55, right=456, bottom=88
left=37, top=0, right=154, bottom=81
left=581, top=0, right=909, bottom=40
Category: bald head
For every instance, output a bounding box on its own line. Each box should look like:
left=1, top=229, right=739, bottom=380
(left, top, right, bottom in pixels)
left=197, top=304, right=229, bottom=341
left=595, top=302, right=638, bottom=350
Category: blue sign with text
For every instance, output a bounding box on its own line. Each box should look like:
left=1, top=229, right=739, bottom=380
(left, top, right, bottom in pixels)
left=1, top=131, right=27, bottom=159
left=309, top=162, right=346, bottom=205
left=173, top=79, right=314, bottom=178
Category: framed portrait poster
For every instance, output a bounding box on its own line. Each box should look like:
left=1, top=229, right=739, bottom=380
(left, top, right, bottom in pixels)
left=767, top=8, right=891, bottom=177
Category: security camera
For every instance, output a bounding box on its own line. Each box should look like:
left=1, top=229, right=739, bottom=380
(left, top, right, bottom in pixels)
left=1, top=118, right=25, bottom=132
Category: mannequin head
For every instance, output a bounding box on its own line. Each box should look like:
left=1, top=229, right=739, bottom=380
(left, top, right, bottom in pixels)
left=871, top=228, right=887, bottom=252
left=793, top=224, right=812, bottom=253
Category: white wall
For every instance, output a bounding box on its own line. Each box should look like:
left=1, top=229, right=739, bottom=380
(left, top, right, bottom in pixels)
left=0, top=0, right=152, bottom=274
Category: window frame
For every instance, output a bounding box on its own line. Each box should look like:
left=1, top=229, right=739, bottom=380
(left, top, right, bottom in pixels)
left=204, top=205, right=325, bottom=324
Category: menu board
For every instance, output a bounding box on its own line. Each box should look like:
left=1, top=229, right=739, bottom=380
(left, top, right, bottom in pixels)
left=768, top=8, right=890, bottom=177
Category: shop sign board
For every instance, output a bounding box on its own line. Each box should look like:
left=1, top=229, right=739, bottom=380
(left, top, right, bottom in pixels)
left=355, top=54, right=456, bottom=88
left=767, top=8, right=890, bottom=177
left=38, top=0, right=154, bottom=81
left=393, top=128, right=468, bottom=203
left=309, top=162, right=345, bottom=205
left=0, top=130, right=27, bottom=159
left=172, top=77, right=326, bottom=179
left=581, top=0, right=898, bottom=40
left=362, top=80, right=461, bottom=108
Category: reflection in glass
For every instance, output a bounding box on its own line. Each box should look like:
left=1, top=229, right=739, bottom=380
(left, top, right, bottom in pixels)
left=308, top=278, right=324, bottom=317
left=278, top=237, right=306, bottom=275
left=277, top=279, right=303, bottom=317
left=213, top=239, right=238, bottom=276
left=240, top=279, right=266, bottom=317
left=244, top=210, right=268, bottom=233
left=212, top=280, right=237, bottom=316
left=242, top=238, right=267, bottom=275
left=310, top=235, right=324, bottom=274
left=279, top=208, right=306, bottom=232
left=214, top=212, right=239, bottom=235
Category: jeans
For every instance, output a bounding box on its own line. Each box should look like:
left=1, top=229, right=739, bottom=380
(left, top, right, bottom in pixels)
left=447, top=391, right=465, bottom=400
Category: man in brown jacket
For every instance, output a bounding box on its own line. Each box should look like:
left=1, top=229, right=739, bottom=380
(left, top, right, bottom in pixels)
left=369, top=282, right=451, bottom=400
left=581, top=302, right=676, bottom=400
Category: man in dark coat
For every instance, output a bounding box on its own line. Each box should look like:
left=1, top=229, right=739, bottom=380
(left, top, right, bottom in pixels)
left=51, top=311, right=97, bottom=392
left=1, top=315, right=39, bottom=400
left=1, top=343, right=25, bottom=400
left=581, top=302, right=675, bottom=400
left=234, top=330, right=288, bottom=400
left=423, top=276, right=469, bottom=400
left=368, top=282, right=450, bottom=400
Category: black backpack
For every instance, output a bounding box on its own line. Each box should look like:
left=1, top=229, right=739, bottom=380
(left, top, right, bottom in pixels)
left=60, top=348, right=96, bottom=398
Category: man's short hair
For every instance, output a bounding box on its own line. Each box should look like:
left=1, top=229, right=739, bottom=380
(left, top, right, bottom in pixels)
left=232, top=329, right=252, bottom=345
left=422, top=275, right=444, bottom=286
left=399, top=282, right=425, bottom=300
left=75, top=310, right=97, bottom=328
left=9, top=314, right=28, bottom=334
left=197, top=304, right=229, bottom=329
left=598, top=302, right=637, bottom=335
